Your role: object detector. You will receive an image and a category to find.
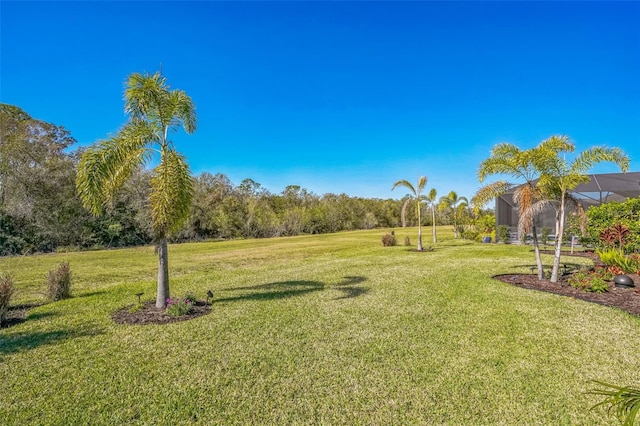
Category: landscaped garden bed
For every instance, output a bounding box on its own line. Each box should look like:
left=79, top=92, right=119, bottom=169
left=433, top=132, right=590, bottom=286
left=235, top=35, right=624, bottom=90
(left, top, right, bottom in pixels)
left=495, top=250, right=640, bottom=317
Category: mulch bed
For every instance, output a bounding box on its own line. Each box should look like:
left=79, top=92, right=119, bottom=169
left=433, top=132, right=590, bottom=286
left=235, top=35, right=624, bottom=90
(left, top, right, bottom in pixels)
left=494, top=250, right=640, bottom=317
left=112, top=300, right=212, bottom=325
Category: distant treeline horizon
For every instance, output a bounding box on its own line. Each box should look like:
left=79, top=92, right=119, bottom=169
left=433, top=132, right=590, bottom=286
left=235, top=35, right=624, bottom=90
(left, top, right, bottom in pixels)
left=0, top=103, right=485, bottom=255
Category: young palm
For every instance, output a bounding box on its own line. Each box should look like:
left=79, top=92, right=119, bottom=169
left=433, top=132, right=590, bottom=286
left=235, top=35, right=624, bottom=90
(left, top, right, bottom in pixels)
left=533, top=135, right=629, bottom=282
left=439, top=191, right=468, bottom=238
left=392, top=176, right=427, bottom=251
left=476, top=143, right=546, bottom=279
left=77, top=72, right=196, bottom=308
left=425, top=188, right=438, bottom=243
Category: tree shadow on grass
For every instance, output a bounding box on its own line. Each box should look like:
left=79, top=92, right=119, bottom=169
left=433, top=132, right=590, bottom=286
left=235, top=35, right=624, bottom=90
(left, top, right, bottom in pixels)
left=0, top=302, right=49, bottom=329
left=216, top=280, right=325, bottom=303
left=511, top=262, right=584, bottom=273
left=77, top=290, right=108, bottom=298
left=217, top=276, right=370, bottom=303
left=334, top=276, right=369, bottom=300
left=0, top=327, right=104, bottom=356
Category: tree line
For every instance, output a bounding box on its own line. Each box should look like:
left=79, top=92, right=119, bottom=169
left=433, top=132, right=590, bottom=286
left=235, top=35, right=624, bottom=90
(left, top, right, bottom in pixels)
left=0, top=102, right=484, bottom=256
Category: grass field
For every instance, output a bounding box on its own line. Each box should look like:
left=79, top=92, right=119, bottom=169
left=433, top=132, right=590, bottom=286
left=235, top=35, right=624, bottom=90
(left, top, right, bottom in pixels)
left=1, top=227, right=639, bottom=425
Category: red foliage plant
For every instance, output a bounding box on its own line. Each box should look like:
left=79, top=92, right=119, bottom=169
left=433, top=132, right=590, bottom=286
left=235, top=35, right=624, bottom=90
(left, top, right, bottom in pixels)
left=599, top=223, right=631, bottom=252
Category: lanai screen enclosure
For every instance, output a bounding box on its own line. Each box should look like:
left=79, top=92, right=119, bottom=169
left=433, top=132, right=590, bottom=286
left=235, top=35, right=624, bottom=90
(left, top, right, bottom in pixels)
left=495, top=172, right=640, bottom=237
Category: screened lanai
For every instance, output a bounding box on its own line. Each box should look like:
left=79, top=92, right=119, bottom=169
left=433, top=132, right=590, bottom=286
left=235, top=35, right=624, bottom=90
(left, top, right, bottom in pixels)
left=495, top=172, right=640, bottom=231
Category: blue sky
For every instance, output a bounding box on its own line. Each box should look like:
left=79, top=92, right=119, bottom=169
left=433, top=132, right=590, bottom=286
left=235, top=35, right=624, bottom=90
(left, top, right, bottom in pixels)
left=2, top=1, right=639, bottom=201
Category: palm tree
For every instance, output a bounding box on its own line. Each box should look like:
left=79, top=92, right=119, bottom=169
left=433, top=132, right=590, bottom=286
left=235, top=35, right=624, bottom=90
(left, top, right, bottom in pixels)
left=76, top=71, right=196, bottom=308
left=392, top=176, right=427, bottom=251
left=439, top=191, right=468, bottom=238
left=425, top=188, right=438, bottom=243
left=533, top=135, right=629, bottom=282
left=476, top=143, right=547, bottom=279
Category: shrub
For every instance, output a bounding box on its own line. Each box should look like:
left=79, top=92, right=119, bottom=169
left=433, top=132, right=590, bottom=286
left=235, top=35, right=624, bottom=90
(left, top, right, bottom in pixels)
left=597, top=249, right=640, bottom=274
left=540, top=227, right=551, bottom=246
left=461, top=229, right=479, bottom=241
left=381, top=234, right=397, bottom=247
left=586, top=199, right=640, bottom=252
left=496, top=225, right=510, bottom=243
left=568, top=267, right=610, bottom=293
left=166, top=297, right=194, bottom=316
left=0, top=273, right=15, bottom=323
left=599, top=223, right=631, bottom=252
left=47, top=262, right=72, bottom=301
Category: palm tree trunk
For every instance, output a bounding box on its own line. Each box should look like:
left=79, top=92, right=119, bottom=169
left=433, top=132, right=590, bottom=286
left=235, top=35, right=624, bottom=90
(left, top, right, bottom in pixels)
left=417, top=202, right=423, bottom=251
left=550, top=194, right=567, bottom=283
left=156, top=237, right=170, bottom=308
left=453, top=208, right=458, bottom=238
left=531, top=224, right=544, bottom=280
left=431, top=207, right=437, bottom=243
left=401, top=199, right=409, bottom=228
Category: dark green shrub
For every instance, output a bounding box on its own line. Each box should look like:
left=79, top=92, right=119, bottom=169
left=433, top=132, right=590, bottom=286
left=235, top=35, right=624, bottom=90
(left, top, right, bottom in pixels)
left=0, top=273, right=15, bottom=323
left=47, top=262, right=72, bottom=301
left=540, top=227, right=551, bottom=246
left=585, top=199, right=640, bottom=252
left=382, top=234, right=397, bottom=247
left=496, top=225, right=510, bottom=243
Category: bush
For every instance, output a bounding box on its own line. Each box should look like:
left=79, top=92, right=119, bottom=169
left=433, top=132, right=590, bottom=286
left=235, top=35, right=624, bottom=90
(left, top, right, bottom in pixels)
left=496, top=225, right=510, bottom=243
left=381, top=234, right=397, bottom=247
left=47, top=262, right=72, bottom=301
left=568, top=267, right=610, bottom=293
left=585, top=199, right=640, bottom=252
left=597, top=249, right=640, bottom=274
left=540, top=227, right=551, bottom=246
left=0, top=273, right=15, bottom=323
left=166, top=297, right=194, bottom=316
left=461, top=229, right=479, bottom=241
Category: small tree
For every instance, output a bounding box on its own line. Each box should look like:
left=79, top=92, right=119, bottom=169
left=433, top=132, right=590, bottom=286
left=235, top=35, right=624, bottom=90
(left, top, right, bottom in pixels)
left=392, top=176, right=427, bottom=251
left=77, top=72, right=197, bottom=308
left=476, top=143, right=546, bottom=279
left=424, top=188, right=438, bottom=243
left=438, top=191, right=468, bottom=238
left=534, top=136, right=629, bottom=282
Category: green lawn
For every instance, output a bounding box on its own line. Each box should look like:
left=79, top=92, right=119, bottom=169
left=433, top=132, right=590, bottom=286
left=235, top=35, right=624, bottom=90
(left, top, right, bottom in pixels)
left=1, top=228, right=638, bottom=425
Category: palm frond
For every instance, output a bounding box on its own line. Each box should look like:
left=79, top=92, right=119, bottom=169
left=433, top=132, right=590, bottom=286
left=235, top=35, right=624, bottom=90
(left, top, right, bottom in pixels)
left=150, top=149, right=194, bottom=237
left=125, top=72, right=170, bottom=126
left=572, top=146, right=630, bottom=175
left=587, top=380, right=640, bottom=426
left=169, top=90, right=197, bottom=134
left=392, top=179, right=417, bottom=196
left=76, top=122, right=153, bottom=215
left=473, top=181, right=515, bottom=206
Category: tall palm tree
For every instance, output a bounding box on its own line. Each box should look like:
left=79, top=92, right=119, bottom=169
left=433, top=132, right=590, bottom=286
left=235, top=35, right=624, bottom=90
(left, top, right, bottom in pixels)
left=533, top=135, right=629, bottom=282
left=77, top=72, right=196, bottom=308
left=392, top=176, right=427, bottom=251
left=476, top=143, right=546, bottom=279
left=425, top=188, right=438, bottom=243
left=439, top=191, right=468, bottom=238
